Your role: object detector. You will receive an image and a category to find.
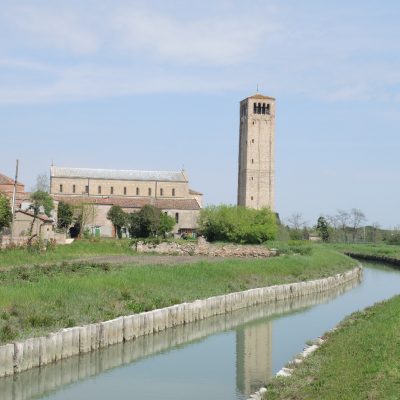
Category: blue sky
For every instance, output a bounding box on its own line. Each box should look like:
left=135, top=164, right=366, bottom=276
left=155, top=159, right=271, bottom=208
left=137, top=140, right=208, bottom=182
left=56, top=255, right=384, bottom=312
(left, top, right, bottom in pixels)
left=1, top=0, right=399, bottom=227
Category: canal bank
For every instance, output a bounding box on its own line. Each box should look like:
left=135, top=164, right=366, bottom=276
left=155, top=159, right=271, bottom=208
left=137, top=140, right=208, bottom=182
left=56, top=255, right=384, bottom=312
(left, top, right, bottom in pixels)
left=262, top=260, right=400, bottom=400
left=0, top=265, right=362, bottom=378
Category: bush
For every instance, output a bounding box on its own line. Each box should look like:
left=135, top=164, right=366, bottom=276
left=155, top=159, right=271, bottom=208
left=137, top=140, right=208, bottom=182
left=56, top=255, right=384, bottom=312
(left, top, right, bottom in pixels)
left=198, top=205, right=277, bottom=244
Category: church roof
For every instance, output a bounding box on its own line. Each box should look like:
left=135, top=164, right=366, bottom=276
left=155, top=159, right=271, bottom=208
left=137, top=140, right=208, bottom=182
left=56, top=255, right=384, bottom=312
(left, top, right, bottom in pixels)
left=50, top=166, right=187, bottom=182
left=245, top=93, right=276, bottom=100
left=0, top=173, right=23, bottom=186
left=52, top=195, right=201, bottom=210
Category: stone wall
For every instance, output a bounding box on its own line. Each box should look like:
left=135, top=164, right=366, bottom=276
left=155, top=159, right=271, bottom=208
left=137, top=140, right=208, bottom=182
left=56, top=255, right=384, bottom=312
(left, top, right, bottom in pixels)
left=0, top=266, right=362, bottom=377
left=135, top=238, right=277, bottom=257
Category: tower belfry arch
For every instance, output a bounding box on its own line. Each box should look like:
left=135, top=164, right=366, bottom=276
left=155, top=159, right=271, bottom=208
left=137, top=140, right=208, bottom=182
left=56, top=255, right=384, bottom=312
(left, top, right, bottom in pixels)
left=237, top=93, right=275, bottom=210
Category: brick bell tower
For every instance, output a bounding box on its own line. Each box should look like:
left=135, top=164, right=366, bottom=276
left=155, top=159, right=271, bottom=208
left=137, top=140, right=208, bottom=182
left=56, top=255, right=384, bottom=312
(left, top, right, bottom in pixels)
left=237, top=93, right=275, bottom=210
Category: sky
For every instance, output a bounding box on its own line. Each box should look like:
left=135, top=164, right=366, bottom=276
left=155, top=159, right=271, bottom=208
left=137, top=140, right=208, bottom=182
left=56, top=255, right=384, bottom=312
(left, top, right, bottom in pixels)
left=1, top=0, right=399, bottom=227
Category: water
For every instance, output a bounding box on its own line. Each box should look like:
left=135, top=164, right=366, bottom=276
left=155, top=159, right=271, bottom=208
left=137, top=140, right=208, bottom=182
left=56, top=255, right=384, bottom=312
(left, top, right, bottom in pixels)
left=1, top=262, right=399, bottom=400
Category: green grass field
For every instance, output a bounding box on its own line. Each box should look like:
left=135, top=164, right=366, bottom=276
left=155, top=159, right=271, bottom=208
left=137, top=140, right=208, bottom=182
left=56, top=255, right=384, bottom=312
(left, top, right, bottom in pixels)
left=0, top=239, right=134, bottom=268
left=264, top=295, right=400, bottom=399
left=330, top=243, right=400, bottom=260
left=0, top=246, right=356, bottom=345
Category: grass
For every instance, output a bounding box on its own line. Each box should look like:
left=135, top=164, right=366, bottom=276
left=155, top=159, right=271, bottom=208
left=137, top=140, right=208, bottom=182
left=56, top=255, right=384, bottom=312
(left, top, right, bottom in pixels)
left=0, top=239, right=134, bottom=268
left=0, top=246, right=356, bottom=344
left=264, top=295, right=400, bottom=400
left=329, top=243, right=400, bottom=260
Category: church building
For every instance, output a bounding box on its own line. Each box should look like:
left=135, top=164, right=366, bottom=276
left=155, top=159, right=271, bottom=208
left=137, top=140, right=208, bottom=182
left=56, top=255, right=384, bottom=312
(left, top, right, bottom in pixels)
left=50, top=166, right=202, bottom=237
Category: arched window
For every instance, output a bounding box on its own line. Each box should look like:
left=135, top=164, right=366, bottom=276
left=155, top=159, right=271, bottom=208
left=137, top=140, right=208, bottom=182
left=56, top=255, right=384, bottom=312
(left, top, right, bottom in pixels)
left=172, top=188, right=176, bottom=196
left=124, top=187, right=127, bottom=195
left=110, top=186, right=114, bottom=195
left=266, top=104, right=270, bottom=114
left=98, top=186, right=101, bottom=194
left=175, top=212, right=179, bottom=223
left=136, top=187, right=139, bottom=196
left=148, top=188, right=152, bottom=196
left=261, top=103, right=266, bottom=114
left=257, top=103, right=262, bottom=114
left=72, top=184, right=76, bottom=193
left=253, top=103, right=257, bottom=114
left=59, top=184, right=63, bottom=193
left=160, top=188, right=163, bottom=196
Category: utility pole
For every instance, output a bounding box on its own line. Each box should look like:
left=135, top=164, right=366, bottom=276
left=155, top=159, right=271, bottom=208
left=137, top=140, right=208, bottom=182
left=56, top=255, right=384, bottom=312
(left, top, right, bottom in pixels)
left=10, top=159, right=19, bottom=242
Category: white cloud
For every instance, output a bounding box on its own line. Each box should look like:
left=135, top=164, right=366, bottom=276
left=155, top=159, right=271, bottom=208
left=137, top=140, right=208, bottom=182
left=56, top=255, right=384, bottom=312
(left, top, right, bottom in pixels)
left=112, top=7, right=278, bottom=65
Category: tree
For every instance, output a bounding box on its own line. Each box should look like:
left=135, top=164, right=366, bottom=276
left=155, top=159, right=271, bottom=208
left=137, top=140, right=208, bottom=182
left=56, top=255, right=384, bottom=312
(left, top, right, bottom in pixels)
left=0, top=193, right=12, bottom=233
left=159, top=212, right=176, bottom=238
left=287, top=213, right=306, bottom=240
left=198, top=205, right=277, bottom=244
left=57, top=202, right=74, bottom=231
left=107, top=205, right=127, bottom=239
left=335, top=210, right=350, bottom=242
left=349, top=208, right=367, bottom=242
left=316, top=216, right=330, bottom=242
left=28, top=191, right=54, bottom=236
left=126, top=205, right=176, bottom=238
left=32, top=173, right=50, bottom=193
left=74, top=202, right=97, bottom=238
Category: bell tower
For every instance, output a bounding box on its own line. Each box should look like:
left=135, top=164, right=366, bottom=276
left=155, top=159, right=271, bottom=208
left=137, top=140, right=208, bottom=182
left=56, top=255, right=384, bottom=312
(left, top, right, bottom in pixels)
left=237, top=94, right=275, bottom=210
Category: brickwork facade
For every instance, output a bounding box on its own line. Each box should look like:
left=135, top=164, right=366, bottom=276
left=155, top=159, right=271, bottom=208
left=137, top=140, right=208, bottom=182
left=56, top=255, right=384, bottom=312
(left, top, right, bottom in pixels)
left=237, top=94, right=275, bottom=210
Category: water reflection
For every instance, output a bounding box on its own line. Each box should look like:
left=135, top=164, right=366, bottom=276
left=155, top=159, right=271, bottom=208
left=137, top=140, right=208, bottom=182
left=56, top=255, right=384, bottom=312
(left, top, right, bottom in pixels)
left=0, top=277, right=360, bottom=400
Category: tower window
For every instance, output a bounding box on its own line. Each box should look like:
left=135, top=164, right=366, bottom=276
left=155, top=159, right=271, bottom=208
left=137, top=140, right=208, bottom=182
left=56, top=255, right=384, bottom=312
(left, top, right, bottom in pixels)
left=172, top=188, right=176, bottom=196
left=266, top=104, right=270, bottom=114
left=257, top=103, right=261, bottom=114
left=175, top=212, right=179, bottom=223
left=110, top=186, right=114, bottom=195
left=124, top=187, right=127, bottom=195
left=251, top=196, right=254, bottom=200
left=261, top=103, right=266, bottom=114
left=252, top=139, right=254, bottom=143
left=136, top=187, right=139, bottom=196
left=72, top=184, right=76, bottom=193
left=59, top=184, right=63, bottom=193
left=253, top=103, right=257, bottom=114
left=160, top=188, right=163, bottom=196
left=148, top=188, right=152, bottom=196
left=251, top=159, right=254, bottom=164
left=98, top=186, right=101, bottom=194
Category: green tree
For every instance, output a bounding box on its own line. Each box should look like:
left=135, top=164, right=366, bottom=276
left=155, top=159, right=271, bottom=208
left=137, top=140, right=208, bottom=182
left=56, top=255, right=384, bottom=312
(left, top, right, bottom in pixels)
left=28, top=191, right=54, bottom=236
left=107, top=205, right=127, bottom=239
left=126, top=205, right=175, bottom=238
left=57, top=202, right=74, bottom=231
left=159, top=212, right=176, bottom=237
left=316, top=216, right=330, bottom=242
left=0, top=193, right=12, bottom=233
left=198, top=205, right=277, bottom=244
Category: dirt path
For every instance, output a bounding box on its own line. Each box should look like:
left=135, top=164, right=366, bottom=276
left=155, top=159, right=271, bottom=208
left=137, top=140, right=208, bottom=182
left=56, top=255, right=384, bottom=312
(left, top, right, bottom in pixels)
left=73, top=254, right=236, bottom=266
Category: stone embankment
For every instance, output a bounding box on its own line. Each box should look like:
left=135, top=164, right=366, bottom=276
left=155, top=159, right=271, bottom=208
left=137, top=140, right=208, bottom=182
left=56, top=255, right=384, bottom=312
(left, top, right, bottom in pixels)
left=135, top=237, right=277, bottom=258
left=0, top=266, right=362, bottom=378
left=344, top=252, right=400, bottom=267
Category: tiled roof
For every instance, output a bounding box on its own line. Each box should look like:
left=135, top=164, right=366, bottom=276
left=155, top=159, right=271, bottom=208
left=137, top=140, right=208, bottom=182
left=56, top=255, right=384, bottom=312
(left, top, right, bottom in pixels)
left=51, top=166, right=187, bottom=182
left=0, top=173, right=23, bottom=186
left=53, top=195, right=201, bottom=210
left=189, top=188, right=203, bottom=195
left=246, top=93, right=275, bottom=100
left=16, top=210, right=54, bottom=222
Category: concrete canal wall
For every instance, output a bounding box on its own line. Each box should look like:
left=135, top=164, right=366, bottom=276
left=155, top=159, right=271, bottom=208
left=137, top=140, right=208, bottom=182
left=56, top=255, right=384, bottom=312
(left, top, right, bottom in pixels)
left=0, top=266, right=362, bottom=378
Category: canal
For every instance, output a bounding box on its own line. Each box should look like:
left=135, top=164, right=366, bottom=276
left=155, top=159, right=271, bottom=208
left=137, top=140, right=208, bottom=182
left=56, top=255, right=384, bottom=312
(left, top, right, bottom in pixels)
left=1, top=262, right=399, bottom=400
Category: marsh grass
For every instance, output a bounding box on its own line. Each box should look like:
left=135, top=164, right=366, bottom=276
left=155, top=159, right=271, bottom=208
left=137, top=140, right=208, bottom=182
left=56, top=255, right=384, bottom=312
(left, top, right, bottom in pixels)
left=330, top=243, right=400, bottom=260
left=265, top=295, right=400, bottom=399
left=0, top=239, right=133, bottom=268
left=0, top=246, right=356, bottom=344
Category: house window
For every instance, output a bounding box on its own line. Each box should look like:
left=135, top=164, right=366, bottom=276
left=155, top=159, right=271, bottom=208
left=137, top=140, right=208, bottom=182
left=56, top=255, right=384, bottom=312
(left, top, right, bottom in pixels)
left=59, top=184, right=63, bottom=193
left=124, top=187, right=127, bottom=195
left=160, top=188, right=163, bottom=196
left=98, top=186, right=101, bottom=194
left=175, top=212, right=179, bottom=223
left=72, top=184, right=76, bottom=193
left=148, top=188, right=152, bottom=196
left=136, top=187, right=139, bottom=196
left=110, top=186, right=114, bottom=195
left=85, top=185, right=89, bottom=194
left=172, top=188, right=176, bottom=196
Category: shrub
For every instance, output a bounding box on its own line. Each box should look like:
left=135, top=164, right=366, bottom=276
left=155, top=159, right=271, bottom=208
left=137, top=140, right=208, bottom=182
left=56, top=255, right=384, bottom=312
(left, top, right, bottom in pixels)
left=198, top=205, right=277, bottom=244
